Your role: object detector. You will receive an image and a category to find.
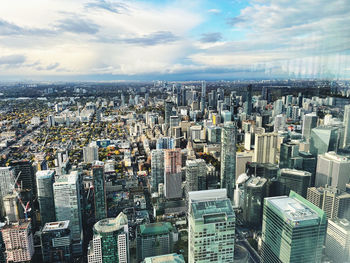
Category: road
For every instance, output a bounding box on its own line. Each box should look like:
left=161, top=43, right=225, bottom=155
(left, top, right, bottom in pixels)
left=236, top=226, right=262, bottom=263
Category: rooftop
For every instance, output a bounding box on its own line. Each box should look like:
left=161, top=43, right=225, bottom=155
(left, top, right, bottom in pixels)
left=94, top=212, right=128, bottom=234
left=328, top=218, right=350, bottom=232
left=246, top=177, right=267, bottom=188
left=43, top=220, right=69, bottom=232
left=191, top=198, right=234, bottom=220
left=267, top=195, right=319, bottom=222
left=144, top=253, right=185, bottom=263
left=139, top=222, right=173, bottom=236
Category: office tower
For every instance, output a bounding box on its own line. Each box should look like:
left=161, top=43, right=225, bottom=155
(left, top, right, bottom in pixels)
left=144, top=253, right=185, bottom=263
left=169, top=116, right=180, bottom=129
left=261, top=191, right=326, bottom=263
left=297, top=151, right=317, bottom=185
left=53, top=171, right=83, bottom=255
left=310, top=126, right=340, bottom=156
left=10, top=160, right=36, bottom=199
left=343, top=104, right=350, bottom=148
left=278, top=169, right=311, bottom=197
left=244, top=84, right=252, bottom=115
left=2, top=220, right=34, bottom=263
left=47, top=115, right=55, bottom=127
left=83, top=145, right=99, bottom=163
left=200, top=81, right=206, bottom=113
left=40, top=221, right=72, bottom=263
left=315, top=152, right=350, bottom=191
left=136, top=222, right=174, bottom=262
left=164, top=149, right=182, bottom=199
left=253, top=133, right=278, bottom=164
left=274, top=114, right=285, bottom=132
left=306, top=186, right=350, bottom=219
left=221, top=110, right=232, bottom=123
left=243, top=177, right=267, bottom=227
left=151, top=150, right=164, bottom=193
left=325, top=218, right=350, bottom=263
left=206, top=126, right=221, bottom=144
left=236, top=152, right=253, bottom=178
left=181, top=86, right=187, bottom=106
left=273, top=99, right=283, bottom=116
left=156, top=137, right=174, bottom=150
left=297, top=92, right=303, bottom=107
left=185, top=159, right=207, bottom=193
left=92, top=162, right=107, bottom=221
left=262, top=86, right=269, bottom=101
left=220, top=122, right=236, bottom=200
left=188, top=189, right=235, bottom=263
left=208, top=90, right=217, bottom=109
left=36, top=170, right=56, bottom=226
left=164, top=100, right=173, bottom=125
left=88, top=213, right=129, bottom=263
left=279, top=142, right=299, bottom=168
left=0, top=167, right=14, bottom=217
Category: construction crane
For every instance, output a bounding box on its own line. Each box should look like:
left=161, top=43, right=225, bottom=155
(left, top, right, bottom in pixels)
left=11, top=171, right=31, bottom=220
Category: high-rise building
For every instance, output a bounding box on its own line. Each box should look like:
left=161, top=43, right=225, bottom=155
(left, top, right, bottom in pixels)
left=10, top=160, right=36, bottom=199
left=156, top=137, right=174, bottom=150
left=253, top=133, right=278, bottom=164
left=151, top=150, right=164, bottom=193
left=164, top=101, right=173, bottom=125
left=188, top=189, right=235, bottom=263
left=315, top=151, right=350, bottom=191
left=220, top=122, right=236, bottom=199
left=244, top=84, right=252, bottom=115
left=83, top=145, right=99, bottom=163
left=343, top=104, right=350, bottom=148
left=185, top=159, right=207, bottom=194
left=164, top=149, right=182, bottom=199
left=47, top=115, right=55, bottom=127
left=279, top=142, right=299, bottom=168
left=88, top=213, right=129, bottom=263
left=200, top=81, right=206, bottom=114
left=40, top=221, right=72, bottom=263
left=310, top=126, right=340, bottom=156
left=53, top=171, right=83, bottom=255
left=278, top=169, right=311, bottom=197
left=136, top=222, right=174, bottom=262
left=36, top=170, right=56, bottom=226
left=261, top=191, right=327, bottom=263
left=2, top=220, right=34, bottom=263
left=325, top=218, right=350, bottom=263
left=206, top=126, right=221, bottom=144
left=0, top=167, right=14, bottom=217
left=242, top=177, right=267, bottom=227
left=306, top=186, right=350, bottom=220
left=273, top=99, right=283, bottom=116
left=262, top=86, right=269, bottom=102
left=92, top=162, right=107, bottom=222
left=302, top=113, right=318, bottom=140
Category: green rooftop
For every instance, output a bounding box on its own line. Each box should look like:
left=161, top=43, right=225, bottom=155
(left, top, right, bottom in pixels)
left=139, top=222, right=173, bottom=236
left=191, top=199, right=234, bottom=220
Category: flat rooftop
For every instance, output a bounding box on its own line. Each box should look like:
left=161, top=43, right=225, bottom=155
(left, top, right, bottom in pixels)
left=43, top=221, right=69, bottom=232
left=191, top=199, right=234, bottom=220
left=267, top=196, right=319, bottom=222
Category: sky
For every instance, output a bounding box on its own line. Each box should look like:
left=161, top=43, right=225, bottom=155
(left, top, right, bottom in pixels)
left=0, top=0, right=350, bottom=81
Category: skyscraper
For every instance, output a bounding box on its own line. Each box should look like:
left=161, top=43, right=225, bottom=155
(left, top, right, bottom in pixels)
left=88, top=213, right=129, bottom=263
left=253, top=133, right=278, bottom=164
left=306, top=186, right=350, bottom=220
left=325, top=218, right=350, bottom=263
left=220, top=121, right=236, bottom=199
left=53, top=171, right=83, bottom=255
left=40, top=221, right=72, bottom=263
left=200, top=81, right=206, bottom=114
left=279, top=142, right=299, bottom=168
left=36, top=170, right=56, bottom=226
left=0, top=167, right=14, bottom=217
left=164, top=100, right=173, bottom=125
left=278, top=169, right=311, bottom=197
left=261, top=191, right=327, bottom=263
left=2, top=220, right=34, bottom=263
left=310, top=126, right=340, bottom=156
left=10, top=160, right=36, bottom=199
left=242, top=177, right=267, bottom=227
left=343, top=104, right=350, bottom=148
left=151, top=150, right=164, bottom=193
left=244, top=84, right=252, bottom=115
left=185, top=159, right=207, bottom=194
left=164, top=149, right=182, bottom=199
left=136, top=222, right=174, bottom=262
left=92, top=162, right=107, bottom=221
left=83, top=145, right=99, bottom=163
left=315, top=151, right=350, bottom=191
left=188, top=189, right=235, bottom=263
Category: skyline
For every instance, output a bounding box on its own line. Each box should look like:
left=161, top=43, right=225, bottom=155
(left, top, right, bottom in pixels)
left=1, top=0, right=350, bottom=81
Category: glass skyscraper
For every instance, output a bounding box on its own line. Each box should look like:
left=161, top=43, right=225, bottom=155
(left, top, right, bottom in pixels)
left=261, top=191, right=327, bottom=263
left=220, top=121, right=236, bottom=199
left=92, top=162, right=107, bottom=222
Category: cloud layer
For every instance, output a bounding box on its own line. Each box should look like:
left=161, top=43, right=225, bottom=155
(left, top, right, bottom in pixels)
left=0, top=0, right=349, bottom=80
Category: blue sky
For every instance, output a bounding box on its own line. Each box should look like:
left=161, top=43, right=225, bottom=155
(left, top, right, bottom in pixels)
left=0, top=0, right=349, bottom=81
